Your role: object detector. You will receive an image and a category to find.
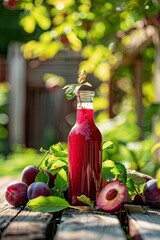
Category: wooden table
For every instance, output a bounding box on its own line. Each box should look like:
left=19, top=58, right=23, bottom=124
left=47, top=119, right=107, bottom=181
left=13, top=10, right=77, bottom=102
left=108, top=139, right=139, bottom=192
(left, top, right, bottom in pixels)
left=1, top=177, right=160, bottom=240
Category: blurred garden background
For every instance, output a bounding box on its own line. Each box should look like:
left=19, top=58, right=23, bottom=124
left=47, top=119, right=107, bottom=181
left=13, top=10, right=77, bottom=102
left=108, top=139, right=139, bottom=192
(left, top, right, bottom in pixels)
left=0, top=0, right=160, bottom=177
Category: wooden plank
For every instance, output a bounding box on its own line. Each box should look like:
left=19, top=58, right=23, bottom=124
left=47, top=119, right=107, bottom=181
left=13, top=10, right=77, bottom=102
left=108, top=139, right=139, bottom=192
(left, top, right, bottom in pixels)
left=144, top=206, right=160, bottom=215
left=125, top=204, right=160, bottom=240
left=0, top=202, right=21, bottom=233
left=1, top=208, right=54, bottom=240
left=54, top=208, right=126, bottom=240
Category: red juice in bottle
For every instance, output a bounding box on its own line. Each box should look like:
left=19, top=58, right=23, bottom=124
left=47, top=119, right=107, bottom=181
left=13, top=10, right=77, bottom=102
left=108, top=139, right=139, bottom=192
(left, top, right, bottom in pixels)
left=68, top=90, right=102, bottom=205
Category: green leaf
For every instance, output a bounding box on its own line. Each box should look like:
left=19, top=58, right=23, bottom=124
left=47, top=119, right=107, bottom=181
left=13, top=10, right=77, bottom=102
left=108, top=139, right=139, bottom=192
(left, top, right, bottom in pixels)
left=54, top=168, right=68, bottom=191
left=126, top=178, right=135, bottom=196
left=102, top=160, right=116, bottom=181
left=102, top=141, right=114, bottom=151
left=48, top=159, right=67, bottom=175
left=49, top=147, right=68, bottom=164
left=102, top=160, right=127, bottom=184
left=63, top=84, right=79, bottom=100
left=49, top=142, right=67, bottom=153
left=51, top=187, right=64, bottom=198
left=27, top=196, right=70, bottom=213
left=35, top=170, right=49, bottom=184
left=39, top=143, right=68, bottom=171
left=50, top=147, right=68, bottom=158
left=77, top=195, right=94, bottom=210
left=113, top=161, right=127, bottom=184
left=44, top=158, right=49, bottom=168
left=135, top=182, right=146, bottom=195
left=63, top=70, right=92, bottom=100
left=127, top=170, right=150, bottom=196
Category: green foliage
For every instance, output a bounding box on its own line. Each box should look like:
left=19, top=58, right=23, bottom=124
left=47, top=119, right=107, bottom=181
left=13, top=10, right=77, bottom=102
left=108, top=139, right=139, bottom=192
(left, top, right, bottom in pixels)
left=102, top=160, right=127, bottom=184
left=63, top=69, right=92, bottom=100
left=15, top=0, right=158, bottom=81
left=35, top=170, right=49, bottom=184
left=102, top=133, right=155, bottom=175
left=99, top=102, right=156, bottom=176
left=26, top=142, right=153, bottom=213
left=54, top=168, right=68, bottom=191
left=40, top=142, right=68, bottom=174
left=126, top=178, right=135, bottom=197
left=0, top=1, right=43, bottom=54
left=0, top=140, right=155, bottom=213
left=39, top=142, right=68, bottom=197
left=126, top=170, right=149, bottom=197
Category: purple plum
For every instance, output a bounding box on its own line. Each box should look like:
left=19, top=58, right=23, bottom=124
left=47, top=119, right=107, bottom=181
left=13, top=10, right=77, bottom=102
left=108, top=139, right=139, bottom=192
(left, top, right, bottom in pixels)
left=5, top=181, right=28, bottom=207
left=27, top=182, right=51, bottom=200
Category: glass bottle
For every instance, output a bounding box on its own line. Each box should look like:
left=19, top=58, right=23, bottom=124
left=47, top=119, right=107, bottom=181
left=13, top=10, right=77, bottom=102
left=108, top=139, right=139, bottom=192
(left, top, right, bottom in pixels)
left=68, top=90, right=102, bottom=205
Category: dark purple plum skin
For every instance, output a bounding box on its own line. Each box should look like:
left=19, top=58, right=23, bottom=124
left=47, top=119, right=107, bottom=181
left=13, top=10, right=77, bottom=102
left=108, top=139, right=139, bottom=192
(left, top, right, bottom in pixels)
left=22, top=165, right=39, bottom=186
left=132, top=194, right=144, bottom=205
left=27, top=182, right=51, bottom=200
left=143, top=179, right=160, bottom=208
left=5, top=181, right=28, bottom=207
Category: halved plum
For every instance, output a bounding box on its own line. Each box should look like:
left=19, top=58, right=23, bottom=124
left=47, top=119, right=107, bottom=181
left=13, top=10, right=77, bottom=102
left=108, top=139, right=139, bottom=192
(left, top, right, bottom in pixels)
left=96, top=180, right=127, bottom=213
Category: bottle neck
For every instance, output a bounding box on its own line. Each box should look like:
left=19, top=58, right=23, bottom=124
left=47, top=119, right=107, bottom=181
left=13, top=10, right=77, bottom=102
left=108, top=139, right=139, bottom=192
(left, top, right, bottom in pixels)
left=76, top=91, right=95, bottom=123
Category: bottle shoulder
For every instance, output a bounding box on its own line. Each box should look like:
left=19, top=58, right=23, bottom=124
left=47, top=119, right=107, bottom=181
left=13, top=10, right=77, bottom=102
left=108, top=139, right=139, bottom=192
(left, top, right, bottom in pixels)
left=68, top=121, right=102, bottom=140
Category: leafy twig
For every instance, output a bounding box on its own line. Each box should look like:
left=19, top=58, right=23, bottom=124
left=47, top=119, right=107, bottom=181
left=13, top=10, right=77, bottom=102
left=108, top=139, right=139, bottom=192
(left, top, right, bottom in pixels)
left=63, top=70, right=92, bottom=100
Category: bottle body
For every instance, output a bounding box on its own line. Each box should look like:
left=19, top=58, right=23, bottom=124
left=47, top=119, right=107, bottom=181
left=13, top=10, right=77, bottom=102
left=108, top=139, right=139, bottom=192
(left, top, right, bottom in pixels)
left=68, top=91, right=102, bottom=205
